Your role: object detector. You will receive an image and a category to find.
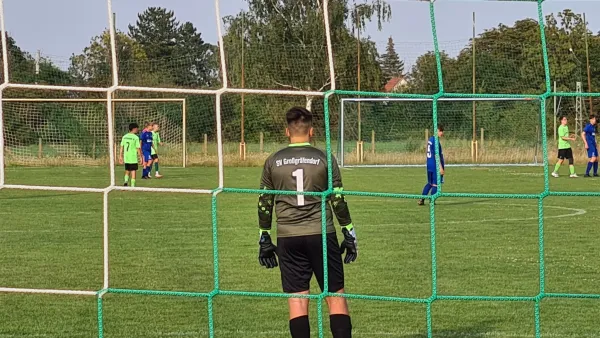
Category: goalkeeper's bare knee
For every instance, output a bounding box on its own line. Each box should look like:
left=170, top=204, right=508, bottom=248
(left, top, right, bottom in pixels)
left=326, top=289, right=349, bottom=315
left=288, top=292, right=310, bottom=319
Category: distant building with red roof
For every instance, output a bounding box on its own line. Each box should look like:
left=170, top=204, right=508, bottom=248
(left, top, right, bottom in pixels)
left=384, top=76, right=408, bottom=93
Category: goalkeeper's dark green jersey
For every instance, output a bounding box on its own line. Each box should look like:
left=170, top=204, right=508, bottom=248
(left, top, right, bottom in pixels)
left=258, top=142, right=352, bottom=238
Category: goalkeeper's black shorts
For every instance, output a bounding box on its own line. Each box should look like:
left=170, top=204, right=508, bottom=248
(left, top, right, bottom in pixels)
left=277, top=232, right=344, bottom=294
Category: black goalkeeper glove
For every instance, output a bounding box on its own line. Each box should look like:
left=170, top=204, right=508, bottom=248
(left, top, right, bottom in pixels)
left=340, top=224, right=357, bottom=264
left=258, top=231, right=278, bottom=268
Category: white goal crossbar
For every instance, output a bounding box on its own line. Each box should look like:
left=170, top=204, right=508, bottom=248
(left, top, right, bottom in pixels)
left=341, top=97, right=540, bottom=103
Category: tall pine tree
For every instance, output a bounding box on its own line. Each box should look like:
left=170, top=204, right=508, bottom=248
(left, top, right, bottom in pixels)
left=128, top=7, right=218, bottom=87
left=380, top=36, right=404, bottom=83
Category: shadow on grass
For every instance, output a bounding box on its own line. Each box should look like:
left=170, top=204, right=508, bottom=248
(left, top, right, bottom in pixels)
left=406, top=320, right=497, bottom=338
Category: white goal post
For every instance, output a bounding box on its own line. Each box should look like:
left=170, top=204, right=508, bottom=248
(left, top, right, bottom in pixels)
left=338, top=97, right=543, bottom=168
left=3, top=97, right=187, bottom=167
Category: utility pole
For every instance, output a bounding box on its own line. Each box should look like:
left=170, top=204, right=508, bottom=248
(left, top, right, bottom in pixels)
left=584, top=13, right=593, bottom=113
left=240, top=12, right=246, bottom=160
left=356, top=9, right=361, bottom=141
left=576, top=82, right=584, bottom=135
left=553, top=81, right=557, bottom=141
left=112, top=12, right=117, bottom=156
left=355, top=8, right=363, bottom=163
left=35, top=50, right=40, bottom=84
left=472, top=12, right=477, bottom=162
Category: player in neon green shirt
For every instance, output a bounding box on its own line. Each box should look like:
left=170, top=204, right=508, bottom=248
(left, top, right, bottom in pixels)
left=151, top=123, right=164, bottom=178
left=552, top=116, right=578, bottom=178
left=119, top=123, right=142, bottom=187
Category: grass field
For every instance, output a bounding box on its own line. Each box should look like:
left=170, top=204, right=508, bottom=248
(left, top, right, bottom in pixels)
left=1, top=165, right=600, bottom=337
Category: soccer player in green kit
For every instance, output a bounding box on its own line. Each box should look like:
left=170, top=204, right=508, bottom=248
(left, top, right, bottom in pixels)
left=552, top=116, right=578, bottom=178
left=151, top=123, right=163, bottom=178
left=119, top=123, right=143, bottom=187
left=256, top=107, right=357, bottom=338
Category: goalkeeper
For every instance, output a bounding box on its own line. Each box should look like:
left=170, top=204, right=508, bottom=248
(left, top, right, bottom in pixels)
left=257, top=107, right=357, bottom=338
left=552, top=116, right=577, bottom=178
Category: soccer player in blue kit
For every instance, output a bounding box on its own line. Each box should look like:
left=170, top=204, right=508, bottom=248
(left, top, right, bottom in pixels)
left=140, top=122, right=155, bottom=179
left=419, top=125, right=444, bottom=206
left=582, top=115, right=598, bottom=177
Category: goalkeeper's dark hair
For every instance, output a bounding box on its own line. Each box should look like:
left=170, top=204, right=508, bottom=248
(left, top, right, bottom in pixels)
left=286, top=107, right=313, bottom=135
left=437, top=124, right=444, bottom=132
left=128, top=123, right=139, bottom=131
left=590, top=115, right=596, bottom=120
left=559, top=115, right=567, bottom=121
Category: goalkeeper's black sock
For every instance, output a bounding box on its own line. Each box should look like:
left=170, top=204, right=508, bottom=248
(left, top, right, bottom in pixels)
left=289, top=315, right=310, bottom=338
left=330, top=314, right=352, bottom=338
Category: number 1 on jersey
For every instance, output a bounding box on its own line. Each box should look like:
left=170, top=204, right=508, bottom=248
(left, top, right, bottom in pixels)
left=292, top=169, right=305, bottom=206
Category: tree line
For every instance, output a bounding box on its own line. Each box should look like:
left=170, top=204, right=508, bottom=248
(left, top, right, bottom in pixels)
left=1, top=3, right=597, bottom=153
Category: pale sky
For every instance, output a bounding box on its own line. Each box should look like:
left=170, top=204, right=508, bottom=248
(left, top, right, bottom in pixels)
left=4, top=0, right=600, bottom=71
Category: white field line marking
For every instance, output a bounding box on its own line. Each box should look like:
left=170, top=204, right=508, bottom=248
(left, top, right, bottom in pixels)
left=0, top=203, right=586, bottom=234
left=0, top=287, right=96, bottom=296
left=400, top=203, right=587, bottom=227
left=1, top=330, right=598, bottom=338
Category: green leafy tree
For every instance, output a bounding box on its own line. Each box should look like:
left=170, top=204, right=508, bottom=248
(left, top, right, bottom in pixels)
left=545, top=10, right=592, bottom=92
left=405, top=9, right=600, bottom=138
left=69, top=30, right=147, bottom=87
left=0, top=33, right=70, bottom=86
left=222, top=0, right=391, bottom=137
left=380, top=36, right=404, bottom=83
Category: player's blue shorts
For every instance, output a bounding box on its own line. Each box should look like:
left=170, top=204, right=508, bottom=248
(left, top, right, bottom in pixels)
left=587, top=147, right=598, bottom=158
left=427, top=171, right=444, bottom=185
left=142, top=150, right=152, bottom=162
